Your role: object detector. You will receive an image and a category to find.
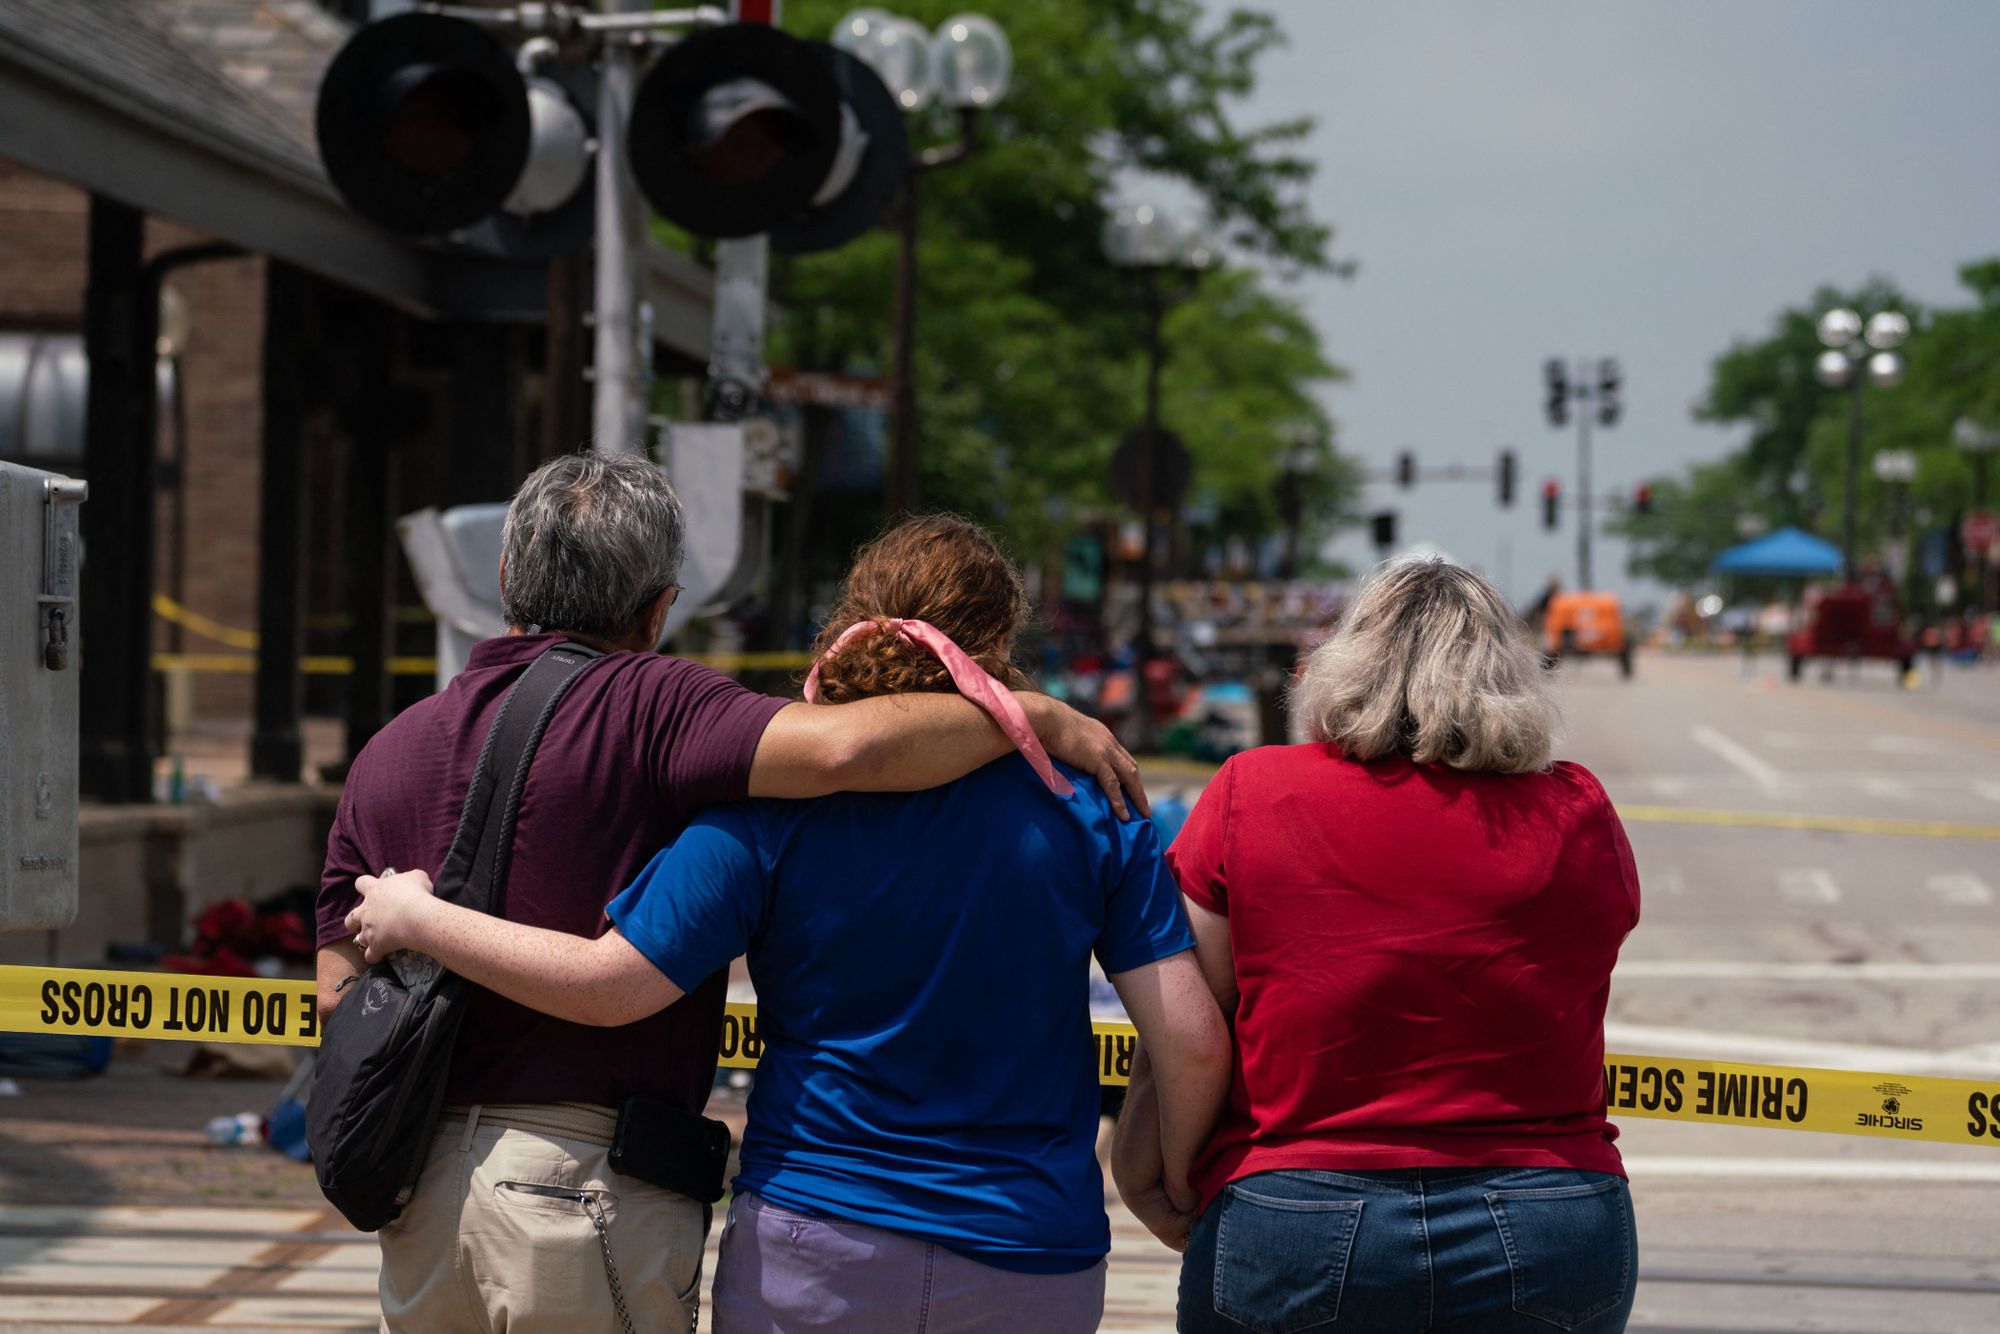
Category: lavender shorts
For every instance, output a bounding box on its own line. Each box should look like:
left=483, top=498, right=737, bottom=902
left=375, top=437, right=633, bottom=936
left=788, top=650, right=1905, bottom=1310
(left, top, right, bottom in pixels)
left=712, top=1191, right=1107, bottom=1334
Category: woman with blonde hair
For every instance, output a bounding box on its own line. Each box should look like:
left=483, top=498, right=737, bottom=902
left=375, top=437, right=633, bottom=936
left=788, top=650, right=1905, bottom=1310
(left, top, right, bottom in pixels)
left=1115, top=556, right=1641, bottom=1333
left=346, top=515, right=1230, bottom=1334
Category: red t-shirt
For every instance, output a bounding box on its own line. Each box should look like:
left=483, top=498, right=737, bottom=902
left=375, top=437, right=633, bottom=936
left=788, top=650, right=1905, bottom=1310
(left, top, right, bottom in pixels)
left=317, top=633, right=786, bottom=1111
left=1167, top=746, right=1639, bottom=1206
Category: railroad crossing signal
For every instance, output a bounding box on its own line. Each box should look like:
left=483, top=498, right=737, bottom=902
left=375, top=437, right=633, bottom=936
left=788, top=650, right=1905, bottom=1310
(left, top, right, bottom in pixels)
left=314, top=12, right=905, bottom=254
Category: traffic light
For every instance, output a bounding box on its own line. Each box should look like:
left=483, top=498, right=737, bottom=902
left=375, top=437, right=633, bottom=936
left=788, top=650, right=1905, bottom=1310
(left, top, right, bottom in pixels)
left=1633, top=482, right=1654, bottom=516
left=1544, top=359, right=1569, bottom=427
left=1371, top=510, right=1398, bottom=551
left=316, top=13, right=592, bottom=250
left=1597, top=358, right=1622, bottom=427
left=1396, top=451, right=1416, bottom=488
left=1541, top=478, right=1561, bottom=530
left=1497, top=449, right=1517, bottom=507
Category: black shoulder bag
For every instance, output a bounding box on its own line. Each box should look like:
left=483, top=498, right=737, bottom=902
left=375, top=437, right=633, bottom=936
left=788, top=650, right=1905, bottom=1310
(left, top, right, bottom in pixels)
left=309, top=642, right=603, bottom=1232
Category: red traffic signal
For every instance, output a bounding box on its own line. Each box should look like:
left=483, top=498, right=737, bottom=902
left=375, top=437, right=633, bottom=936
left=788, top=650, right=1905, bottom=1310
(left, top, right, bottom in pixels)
left=1541, top=478, right=1561, bottom=530
left=1633, top=482, right=1654, bottom=515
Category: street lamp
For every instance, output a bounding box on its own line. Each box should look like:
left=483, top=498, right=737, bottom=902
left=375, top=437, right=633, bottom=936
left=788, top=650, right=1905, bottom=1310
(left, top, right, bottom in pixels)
left=1275, top=424, right=1319, bottom=579
left=1103, top=203, right=1212, bottom=750
left=835, top=9, right=1012, bottom=516
left=1873, top=448, right=1917, bottom=598
left=1955, top=415, right=2000, bottom=611
left=1814, top=306, right=1907, bottom=581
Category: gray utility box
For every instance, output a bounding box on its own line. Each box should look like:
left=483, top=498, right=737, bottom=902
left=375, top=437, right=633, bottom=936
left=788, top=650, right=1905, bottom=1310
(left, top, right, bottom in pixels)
left=0, top=460, right=86, bottom=931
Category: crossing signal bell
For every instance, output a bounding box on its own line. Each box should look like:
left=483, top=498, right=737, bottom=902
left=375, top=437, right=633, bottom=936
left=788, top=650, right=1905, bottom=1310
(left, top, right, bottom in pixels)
left=1498, top=449, right=1517, bottom=507
left=1541, top=478, right=1561, bottom=531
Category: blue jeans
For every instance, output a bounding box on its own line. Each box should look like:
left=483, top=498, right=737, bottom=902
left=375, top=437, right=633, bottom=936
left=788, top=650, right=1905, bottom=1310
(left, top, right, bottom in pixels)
left=1178, top=1167, right=1636, bottom=1333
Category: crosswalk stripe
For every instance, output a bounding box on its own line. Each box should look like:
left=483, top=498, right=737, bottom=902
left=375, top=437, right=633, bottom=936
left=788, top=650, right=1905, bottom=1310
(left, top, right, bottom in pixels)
left=1860, top=777, right=1912, bottom=800
left=1777, top=867, right=1841, bottom=904
left=1927, top=872, right=1994, bottom=906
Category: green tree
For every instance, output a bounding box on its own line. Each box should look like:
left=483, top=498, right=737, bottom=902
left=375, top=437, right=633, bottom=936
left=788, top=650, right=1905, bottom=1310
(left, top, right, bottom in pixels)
left=743, top=0, right=1351, bottom=609
left=1626, top=260, right=2000, bottom=592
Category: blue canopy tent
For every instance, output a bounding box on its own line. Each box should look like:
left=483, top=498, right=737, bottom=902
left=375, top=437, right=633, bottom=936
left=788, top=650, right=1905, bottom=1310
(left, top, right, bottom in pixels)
left=1710, top=527, right=1843, bottom=578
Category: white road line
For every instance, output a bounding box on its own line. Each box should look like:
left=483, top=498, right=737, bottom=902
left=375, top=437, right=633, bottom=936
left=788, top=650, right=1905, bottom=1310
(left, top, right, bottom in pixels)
left=1860, top=777, right=1912, bottom=800
left=1777, top=867, right=1840, bottom=904
left=1691, top=726, right=1784, bottom=793
left=1648, top=778, right=1691, bottom=799
left=1616, top=960, right=2000, bottom=982
left=1621, top=1156, right=2000, bottom=1184
left=1602, top=1022, right=1998, bottom=1076
left=1976, top=781, right=2000, bottom=803
left=1927, top=872, right=1995, bottom=906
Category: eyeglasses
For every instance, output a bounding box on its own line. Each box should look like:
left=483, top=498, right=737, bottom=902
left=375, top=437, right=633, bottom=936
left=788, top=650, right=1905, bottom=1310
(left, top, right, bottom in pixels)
left=634, top=583, right=682, bottom=622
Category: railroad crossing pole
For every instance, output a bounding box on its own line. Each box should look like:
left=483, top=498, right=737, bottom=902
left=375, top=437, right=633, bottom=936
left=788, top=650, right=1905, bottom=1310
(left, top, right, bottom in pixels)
left=593, top=0, right=654, bottom=456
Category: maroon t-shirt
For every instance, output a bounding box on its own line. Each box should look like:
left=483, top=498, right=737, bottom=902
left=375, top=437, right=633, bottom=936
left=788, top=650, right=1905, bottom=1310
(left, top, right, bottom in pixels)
left=1168, top=747, right=1640, bottom=1207
left=317, top=633, right=787, bottom=1111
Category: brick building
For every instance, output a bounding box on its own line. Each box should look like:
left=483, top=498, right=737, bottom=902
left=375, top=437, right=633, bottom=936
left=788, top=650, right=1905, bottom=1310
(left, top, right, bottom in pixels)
left=0, top=0, right=721, bottom=960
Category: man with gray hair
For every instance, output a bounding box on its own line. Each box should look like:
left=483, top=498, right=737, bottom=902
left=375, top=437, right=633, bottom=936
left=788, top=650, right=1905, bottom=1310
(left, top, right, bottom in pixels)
left=315, top=454, right=1143, bottom=1332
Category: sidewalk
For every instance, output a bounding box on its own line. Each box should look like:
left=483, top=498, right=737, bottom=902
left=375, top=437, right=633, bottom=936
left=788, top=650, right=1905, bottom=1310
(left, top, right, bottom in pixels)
left=0, top=1044, right=1184, bottom=1330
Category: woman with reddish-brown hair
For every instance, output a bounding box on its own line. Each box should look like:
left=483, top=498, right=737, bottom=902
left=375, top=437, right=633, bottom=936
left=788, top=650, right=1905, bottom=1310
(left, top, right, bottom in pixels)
left=345, top=515, right=1231, bottom=1334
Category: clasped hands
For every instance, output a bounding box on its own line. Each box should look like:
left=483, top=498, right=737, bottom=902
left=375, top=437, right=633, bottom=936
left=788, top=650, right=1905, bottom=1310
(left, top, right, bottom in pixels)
left=344, top=869, right=439, bottom=963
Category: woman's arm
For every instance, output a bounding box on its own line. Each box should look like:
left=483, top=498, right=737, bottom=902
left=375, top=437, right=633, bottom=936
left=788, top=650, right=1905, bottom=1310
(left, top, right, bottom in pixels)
left=1111, top=892, right=1239, bottom=1246
left=344, top=871, right=682, bottom=1027
left=1107, top=950, right=1231, bottom=1212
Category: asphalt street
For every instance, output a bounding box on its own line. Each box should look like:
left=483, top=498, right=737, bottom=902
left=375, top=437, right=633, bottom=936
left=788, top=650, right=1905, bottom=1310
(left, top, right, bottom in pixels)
left=1554, top=650, right=2000, bottom=1334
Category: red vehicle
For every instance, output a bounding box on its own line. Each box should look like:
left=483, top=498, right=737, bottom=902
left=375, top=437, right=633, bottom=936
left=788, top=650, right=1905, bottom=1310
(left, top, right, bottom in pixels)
left=1787, top=577, right=1915, bottom=680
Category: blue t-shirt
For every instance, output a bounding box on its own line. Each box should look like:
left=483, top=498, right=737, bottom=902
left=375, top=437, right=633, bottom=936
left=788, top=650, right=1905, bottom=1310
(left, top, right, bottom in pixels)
left=606, top=754, right=1194, bottom=1273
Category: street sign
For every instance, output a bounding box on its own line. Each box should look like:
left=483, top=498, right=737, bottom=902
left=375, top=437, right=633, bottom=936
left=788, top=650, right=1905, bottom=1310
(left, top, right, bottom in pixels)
left=1110, top=426, right=1193, bottom=513
left=766, top=369, right=891, bottom=411
left=1962, top=508, right=1997, bottom=552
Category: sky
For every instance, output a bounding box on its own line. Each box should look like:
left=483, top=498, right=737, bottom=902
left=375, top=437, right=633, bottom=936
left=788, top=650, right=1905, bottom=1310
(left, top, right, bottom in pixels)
left=1219, top=1, right=2000, bottom=607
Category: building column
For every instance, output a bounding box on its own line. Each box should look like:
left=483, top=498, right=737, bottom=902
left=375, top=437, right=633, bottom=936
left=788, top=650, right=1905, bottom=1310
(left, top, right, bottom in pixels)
left=78, top=196, right=155, bottom=805
left=250, top=263, right=308, bottom=781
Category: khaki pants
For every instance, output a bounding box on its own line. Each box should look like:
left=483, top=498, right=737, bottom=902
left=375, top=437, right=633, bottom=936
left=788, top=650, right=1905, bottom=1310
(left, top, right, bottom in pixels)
left=378, top=1102, right=708, bottom=1334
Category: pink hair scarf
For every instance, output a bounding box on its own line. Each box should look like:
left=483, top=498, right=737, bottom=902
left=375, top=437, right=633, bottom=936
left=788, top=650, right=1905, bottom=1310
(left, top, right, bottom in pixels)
left=803, top=618, right=1074, bottom=797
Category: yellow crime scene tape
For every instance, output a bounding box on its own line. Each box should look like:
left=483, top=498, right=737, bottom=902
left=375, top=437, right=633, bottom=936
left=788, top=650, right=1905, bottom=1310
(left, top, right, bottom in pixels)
left=5, top=965, right=1999, bottom=1149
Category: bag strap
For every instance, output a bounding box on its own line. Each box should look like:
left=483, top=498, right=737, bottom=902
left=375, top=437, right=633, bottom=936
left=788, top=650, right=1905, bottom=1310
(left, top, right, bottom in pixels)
left=436, top=642, right=604, bottom=917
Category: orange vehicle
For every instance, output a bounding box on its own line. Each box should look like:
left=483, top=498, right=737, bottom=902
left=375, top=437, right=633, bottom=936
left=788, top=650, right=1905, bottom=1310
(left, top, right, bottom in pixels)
left=1543, top=591, right=1632, bottom=678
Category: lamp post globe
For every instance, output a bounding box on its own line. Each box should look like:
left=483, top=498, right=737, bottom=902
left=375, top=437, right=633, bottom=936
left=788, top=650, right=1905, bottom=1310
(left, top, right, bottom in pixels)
left=1867, top=351, right=1903, bottom=389
left=1817, top=307, right=1863, bottom=349
left=1814, top=348, right=1853, bottom=388
left=931, top=14, right=1012, bottom=109
left=1105, top=204, right=1182, bottom=269
left=1864, top=310, right=1910, bottom=350
left=833, top=8, right=936, bottom=110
